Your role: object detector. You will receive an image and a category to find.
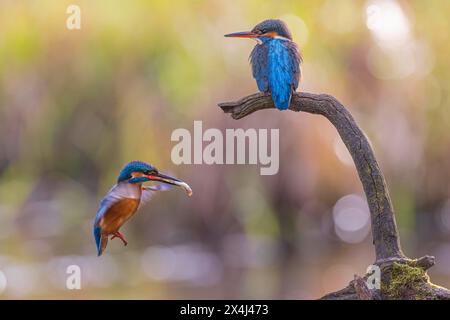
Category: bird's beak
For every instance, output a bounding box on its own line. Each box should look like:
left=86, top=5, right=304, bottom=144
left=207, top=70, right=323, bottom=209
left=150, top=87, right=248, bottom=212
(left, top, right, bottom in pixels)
left=224, top=31, right=258, bottom=38
left=146, top=172, right=193, bottom=197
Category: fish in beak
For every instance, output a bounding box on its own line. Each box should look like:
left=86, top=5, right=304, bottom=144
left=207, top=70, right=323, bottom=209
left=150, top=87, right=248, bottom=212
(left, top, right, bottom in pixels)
left=146, top=172, right=193, bottom=197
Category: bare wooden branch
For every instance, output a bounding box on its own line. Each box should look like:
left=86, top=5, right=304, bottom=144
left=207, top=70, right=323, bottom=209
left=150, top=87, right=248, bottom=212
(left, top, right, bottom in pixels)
left=218, top=91, right=450, bottom=300
left=219, top=92, right=403, bottom=261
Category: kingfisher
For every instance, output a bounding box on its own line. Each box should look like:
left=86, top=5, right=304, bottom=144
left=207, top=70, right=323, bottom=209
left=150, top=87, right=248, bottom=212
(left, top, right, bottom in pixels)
left=225, top=19, right=302, bottom=110
left=93, top=161, right=192, bottom=256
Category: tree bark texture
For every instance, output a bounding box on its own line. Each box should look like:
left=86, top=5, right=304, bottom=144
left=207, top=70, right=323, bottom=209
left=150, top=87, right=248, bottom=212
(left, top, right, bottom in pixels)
left=218, top=92, right=450, bottom=300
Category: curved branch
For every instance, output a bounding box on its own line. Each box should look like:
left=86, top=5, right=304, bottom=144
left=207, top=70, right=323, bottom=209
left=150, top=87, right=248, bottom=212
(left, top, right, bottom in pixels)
left=218, top=92, right=450, bottom=300
left=219, top=92, right=403, bottom=261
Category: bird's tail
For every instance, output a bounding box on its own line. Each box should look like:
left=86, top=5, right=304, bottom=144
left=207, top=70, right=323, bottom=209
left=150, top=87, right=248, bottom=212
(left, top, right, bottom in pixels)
left=94, top=226, right=109, bottom=256
left=274, top=93, right=292, bottom=110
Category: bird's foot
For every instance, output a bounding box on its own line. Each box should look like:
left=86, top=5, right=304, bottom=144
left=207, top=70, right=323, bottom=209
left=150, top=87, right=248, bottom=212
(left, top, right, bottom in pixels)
left=111, top=231, right=128, bottom=246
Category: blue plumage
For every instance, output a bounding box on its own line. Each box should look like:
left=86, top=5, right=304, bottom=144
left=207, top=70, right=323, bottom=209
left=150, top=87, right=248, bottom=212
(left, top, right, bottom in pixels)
left=117, top=161, right=156, bottom=182
left=93, top=226, right=102, bottom=256
left=226, top=19, right=302, bottom=110
left=250, top=43, right=269, bottom=92
left=267, top=39, right=298, bottom=110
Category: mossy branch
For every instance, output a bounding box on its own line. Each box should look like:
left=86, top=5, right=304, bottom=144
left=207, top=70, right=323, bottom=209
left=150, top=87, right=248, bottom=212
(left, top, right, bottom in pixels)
left=218, top=92, right=450, bottom=300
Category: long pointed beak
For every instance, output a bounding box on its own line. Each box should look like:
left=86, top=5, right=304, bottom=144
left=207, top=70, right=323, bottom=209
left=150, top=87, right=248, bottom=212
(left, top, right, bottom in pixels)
left=224, top=31, right=258, bottom=38
left=146, top=172, right=193, bottom=196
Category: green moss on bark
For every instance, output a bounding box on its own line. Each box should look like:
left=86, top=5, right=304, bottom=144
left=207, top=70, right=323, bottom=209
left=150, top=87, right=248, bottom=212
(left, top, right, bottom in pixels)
left=382, top=262, right=434, bottom=300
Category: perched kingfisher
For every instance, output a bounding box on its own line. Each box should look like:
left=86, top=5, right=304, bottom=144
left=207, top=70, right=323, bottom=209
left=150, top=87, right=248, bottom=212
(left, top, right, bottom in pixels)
left=93, top=161, right=192, bottom=256
left=225, top=19, right=302, bottom=110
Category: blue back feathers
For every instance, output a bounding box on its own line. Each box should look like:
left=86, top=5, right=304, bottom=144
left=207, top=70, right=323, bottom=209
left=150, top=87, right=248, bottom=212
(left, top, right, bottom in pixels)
left=250, top=38, right=301, bottom=110
left=268, top=39, right=299, bottom=110
left=117, top=161, right=155, bottom=182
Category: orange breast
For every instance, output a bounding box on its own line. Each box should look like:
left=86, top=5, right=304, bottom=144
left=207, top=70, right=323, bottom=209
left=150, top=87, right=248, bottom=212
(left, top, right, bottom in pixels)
left=99, top=198, right=140, bottom=234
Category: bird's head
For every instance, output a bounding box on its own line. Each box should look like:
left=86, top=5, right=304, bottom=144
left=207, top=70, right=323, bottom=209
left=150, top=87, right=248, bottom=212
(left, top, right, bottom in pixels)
left=225, top=19, right=292, bottom=42
left=117, top=161, right=192, bottom=196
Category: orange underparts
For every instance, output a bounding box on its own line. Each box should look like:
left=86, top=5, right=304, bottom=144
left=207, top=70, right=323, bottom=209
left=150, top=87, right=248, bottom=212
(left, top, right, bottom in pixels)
left=99, top=198, right=140, bottom=234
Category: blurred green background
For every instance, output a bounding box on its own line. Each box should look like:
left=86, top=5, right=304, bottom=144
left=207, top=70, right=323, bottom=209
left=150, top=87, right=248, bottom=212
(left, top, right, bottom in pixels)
left=1, top=0, right=450, bottom=299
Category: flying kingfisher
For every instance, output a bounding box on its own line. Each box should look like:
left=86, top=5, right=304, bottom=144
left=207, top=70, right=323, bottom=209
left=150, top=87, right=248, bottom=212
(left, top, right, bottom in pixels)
left=93, top=161, right=192, bottom=256
left=225, top=19, right=302, bottom=110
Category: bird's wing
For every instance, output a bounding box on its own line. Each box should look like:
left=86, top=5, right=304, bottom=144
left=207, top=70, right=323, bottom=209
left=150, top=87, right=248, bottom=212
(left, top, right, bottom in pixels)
left=250, top=44, right=269, bottom=92
left=94, top=185, right=126, bottom=226
left=94, top=184, right=143, bottom=256
left=267, top=40, right=302, bottom=109
left=138, top=182, right=173, bottom=210
left=287, top=41, right=302, bottom=90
